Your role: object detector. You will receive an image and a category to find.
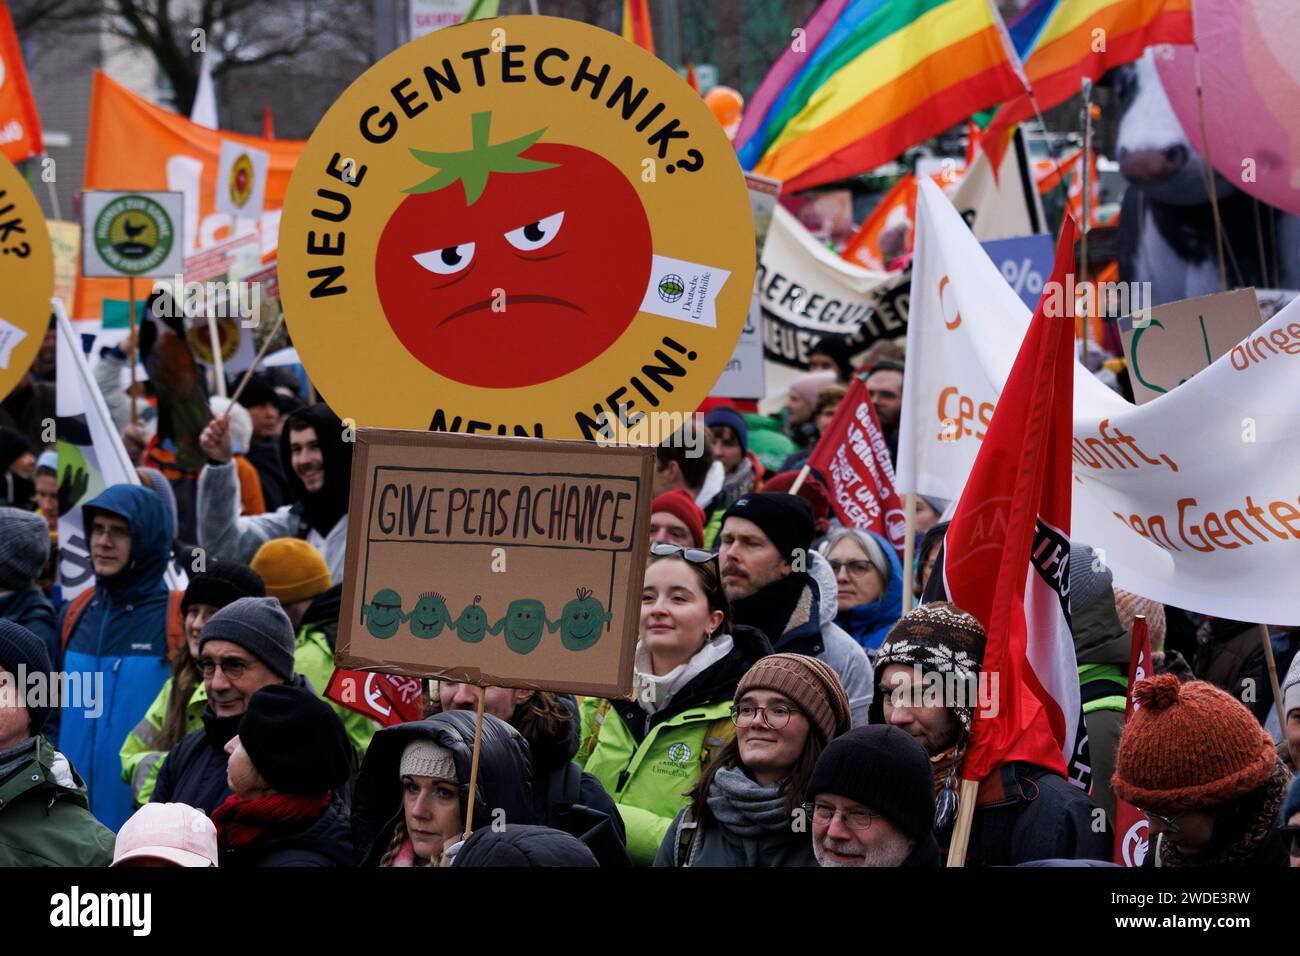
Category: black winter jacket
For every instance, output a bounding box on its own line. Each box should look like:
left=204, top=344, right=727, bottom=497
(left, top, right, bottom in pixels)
left=219, top=788, right=355, bottom=868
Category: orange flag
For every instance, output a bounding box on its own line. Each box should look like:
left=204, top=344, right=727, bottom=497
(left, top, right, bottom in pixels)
left=621, top=0, right=654, bottom=54
left=0, top=0, right=43, bottom=162
left=74, top=72, right=304, bottom=319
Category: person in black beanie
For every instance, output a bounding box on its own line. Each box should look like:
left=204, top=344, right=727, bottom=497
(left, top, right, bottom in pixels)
left=213, top=683, right=355, bottom=867
left=151, top=597, right=305, bottom=815
left=808, top=334, right=855, bottom=384
left=237, top=375, right=292, bottom=511
left=805, top=726, right=939, bottom=867
left=120, top=560, right=267, bottom=806
left=0, top=620, right=117, bottom=866
left=718, top=493, right=873, bottom=726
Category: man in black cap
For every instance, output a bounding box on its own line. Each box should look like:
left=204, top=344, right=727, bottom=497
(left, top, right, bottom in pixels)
left=805, top=726, right=939, bottom=867
left=237, top=375, right=291, bottom=511
left=718, top=492, right=873, bottom=725
left=151, top=596, right=308, bottom=815
left=197, top=402, right=352, bottom=584
left=0, top=620, right=116, bottom=866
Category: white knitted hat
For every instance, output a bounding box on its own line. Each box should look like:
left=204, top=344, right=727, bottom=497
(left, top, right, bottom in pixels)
left=400, top=739, right=456, bottom=781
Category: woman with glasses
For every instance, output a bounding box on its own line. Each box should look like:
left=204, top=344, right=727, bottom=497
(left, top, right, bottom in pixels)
left=655, top=653, right=852, bottom=867
left=1113, top=674, right=1292, bottom=867
left=576, top=542, right=772, bottom=865
left=816, top=529, right=902, bottom=657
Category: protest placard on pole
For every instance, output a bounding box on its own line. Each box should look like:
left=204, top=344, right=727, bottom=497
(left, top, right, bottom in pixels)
left=0, top=153, right=53, bottom=399
left=336, top=429, right=654, bottom=699
left=278, top=16, right=753, bottom=438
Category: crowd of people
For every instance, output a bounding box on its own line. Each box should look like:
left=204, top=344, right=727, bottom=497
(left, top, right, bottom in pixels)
left=1, top=321, right=1298, bottom=870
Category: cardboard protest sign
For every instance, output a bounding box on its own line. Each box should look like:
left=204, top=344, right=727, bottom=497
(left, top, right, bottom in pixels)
left=278, top=16, right=753, bottom=439
left=215, top=139, right=269, bottom=219
left=337, top=429, right=653, bottom=698
left=1120, top=288, right=1262, bottom=405
left=81, top=190, right=185, bottom=279
left=711, top=172, right=779, bottom=400
left=806, top=378, right=906, bottom=551
left=0, top=153, right=53, bottom=397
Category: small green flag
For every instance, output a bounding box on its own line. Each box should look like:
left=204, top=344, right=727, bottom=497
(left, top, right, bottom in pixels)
left=464, top=0, right=500, bottom=20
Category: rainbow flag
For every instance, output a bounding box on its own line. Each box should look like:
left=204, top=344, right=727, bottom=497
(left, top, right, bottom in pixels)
left=734, top=0, right=1023, bottom=193
left=622, top=0, right=654, bottom=54
left=983, top=0, right=1192, bottom=164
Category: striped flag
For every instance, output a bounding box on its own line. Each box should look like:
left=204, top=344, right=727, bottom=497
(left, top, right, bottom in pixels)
left=734, top=0, right=1023, bottom=193
left=621, top=0, right=654, bottom=54
left=923, top=204, right=1087, bottom=784
left=983, top=0, right=1193, bottom=168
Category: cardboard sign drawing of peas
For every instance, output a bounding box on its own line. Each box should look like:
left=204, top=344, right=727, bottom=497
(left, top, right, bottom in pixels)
left=551, top=587, right=611, bottom=652
left=278, top=15, right=754, bottom=437
left=363, top=588, right=406, bottom=639
left=453, top=595, right=490, bottom=643
left=490, top=598, right=549, bottom=656
left=408, top=591, right=452, bottom=638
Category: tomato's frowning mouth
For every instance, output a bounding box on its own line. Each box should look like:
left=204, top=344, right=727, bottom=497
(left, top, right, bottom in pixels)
left=436, top=293, right=586, bottom=329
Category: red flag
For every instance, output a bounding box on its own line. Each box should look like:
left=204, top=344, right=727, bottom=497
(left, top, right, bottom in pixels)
left=1113, top=615, right=1153, bottom=866
left=685, top=61, right=700, bottom=94
left=935, top=217, right=1083, bottom=783
left=0, top=1, right=43, bottom=162
left=621, top=0, right=654, bottom=54
left=325, top=669, right=425, bottom=727
left=806, top=377, right=907, bottom=552
left=262, top=104, right=275, bottom=139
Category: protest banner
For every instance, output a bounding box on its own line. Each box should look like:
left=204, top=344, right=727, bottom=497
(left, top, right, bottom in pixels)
left=278, top=16, right=753, bottom=439
left=758, top=203, right=900, bottom=396
left=1113, top=615, right=1153, bottom=868
left=805, top=377, right=905, bottom=551
left=336, top=429, right=653, bottom=698
left=901, top=178, right=1300, bottom=623
left=0, top=152, right=52, bottom=398
left=0, top=1, right=42, bottom=163
left=711, top=172, right=779, bottom=400
left=73, top=72, right=303, bottom=320
left=1120, top=288, right=1262, bottom=405
left=409, top=0, right=476, bottom=38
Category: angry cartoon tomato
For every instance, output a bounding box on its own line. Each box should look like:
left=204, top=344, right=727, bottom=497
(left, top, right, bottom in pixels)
left=375, top=111, right=653, bottom=389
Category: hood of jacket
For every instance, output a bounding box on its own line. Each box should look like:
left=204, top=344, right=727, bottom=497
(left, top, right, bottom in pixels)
left=300, top=583, right=343, bottom=650
left=352, top=710, right=535, bottom=866
left=81, top=483, right=173, bottom=598
left=829, top=530, right=903, bottom=651
left=452, top=823, right=598, bottom=867
left=280, top=403, right=353, bottom=537
left=1072, top=582, right=1130, bottom=665
left=0, top=736, right=88, bottom=814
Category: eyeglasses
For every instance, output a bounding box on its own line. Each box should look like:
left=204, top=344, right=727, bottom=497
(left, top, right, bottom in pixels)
left=827, top=559, right=877, bottom=578
left=731, top=702, right=795, bottom=729
left=197, top=656, right=258, bottom=680
left=1138, top=807, right=1182, bottom=834
left=1280, top=826, right=1300, bottom=856
left=90, top=523, right=130, bottom=542
left=650, top=542, right=717, bottom=563
left=804, top=802, right=880, bottom=832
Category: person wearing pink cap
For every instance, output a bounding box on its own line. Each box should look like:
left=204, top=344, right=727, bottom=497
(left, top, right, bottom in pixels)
left=112, top=802, right=219, bottom=867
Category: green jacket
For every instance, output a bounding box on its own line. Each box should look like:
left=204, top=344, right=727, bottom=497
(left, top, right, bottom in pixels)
left=0, top=736, right=116, bottom=867
left=574, top=624, right=770, bottom=865
left=119, top=627, right=378, bottom=806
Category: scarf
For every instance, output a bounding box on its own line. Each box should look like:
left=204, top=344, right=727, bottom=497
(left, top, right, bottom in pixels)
left=0, top=737, right=37, bottom=785
left=633, top=634, right=735, bottom=715
left=212, top=790, right=333, bottom=849
left=718, top=457, right=756, bottom=511
left=706, top=766, right=790, bottom=836
left=730, top=571, right=809, bottom=649
left=390, top=837, right=421, bottom=867
left=1159, top=760, right=1291, bottom=868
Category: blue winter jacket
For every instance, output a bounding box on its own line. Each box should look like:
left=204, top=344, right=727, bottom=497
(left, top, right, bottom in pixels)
left=57, top=485, right=174, bottom=832
left=832, top=529, right=904, bottom=656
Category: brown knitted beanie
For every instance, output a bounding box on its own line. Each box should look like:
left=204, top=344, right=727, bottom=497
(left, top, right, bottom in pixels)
left=1111, top=674, right=1277, bottom=813
left=735, top=653, right=852, bottom=744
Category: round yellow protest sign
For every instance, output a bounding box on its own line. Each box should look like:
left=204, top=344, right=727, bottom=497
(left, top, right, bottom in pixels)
left=0, top=155, right=54, bottom=402
left=280, top=15, right=754, bottom=438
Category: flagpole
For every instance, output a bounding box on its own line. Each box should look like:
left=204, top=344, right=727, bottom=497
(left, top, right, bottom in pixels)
left=1259, top=624, right=1286, bottom=731
left=1079, top=78, right=1093, bottom=365
left=127, top=277, right=139, bottom=425
left=787, top=463, right=812, bottom=495
left=462, top=685, right=486, bottom=841
left=945, top=778, right=979, bottom=867
left=901, top=492, right=916, bottom=613
left=207, top=312, right=228, bottom=399
left=39, top=152, right=62, bottom=220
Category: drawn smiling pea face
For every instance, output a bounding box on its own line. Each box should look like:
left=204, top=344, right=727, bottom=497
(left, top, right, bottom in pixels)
left=555, top=588, right=609, bottom=652
left=491, top=599, right=548, bottom=655
left=408, top=593, right=450, bottom=639
left=363, top=588, right=405, bottom=639
left=454, top=598, right=489, bottom=644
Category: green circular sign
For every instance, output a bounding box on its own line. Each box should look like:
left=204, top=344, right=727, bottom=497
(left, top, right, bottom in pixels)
left=93, top=195, right=175, bottom=275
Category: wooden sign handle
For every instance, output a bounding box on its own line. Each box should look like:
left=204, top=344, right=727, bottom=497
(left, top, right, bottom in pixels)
left=461, top=685, right=486, bottom=841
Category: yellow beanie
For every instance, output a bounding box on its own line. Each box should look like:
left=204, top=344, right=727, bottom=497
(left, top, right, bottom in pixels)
left=250, top=538, right=332, bottom=605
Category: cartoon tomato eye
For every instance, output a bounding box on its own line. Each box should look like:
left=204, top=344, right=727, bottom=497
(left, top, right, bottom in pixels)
left=504, top=212, right=564, bottom=251
left=413, top=242, right=475, bottom=275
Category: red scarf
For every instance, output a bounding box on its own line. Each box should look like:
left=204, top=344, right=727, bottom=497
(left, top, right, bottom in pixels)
left=213, top=791, right=333, bottom=849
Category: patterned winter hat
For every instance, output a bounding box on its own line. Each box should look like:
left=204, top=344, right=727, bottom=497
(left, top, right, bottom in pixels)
left=1114, top=588, right=1167, bottom=651
left=873, top=601, right=987, bottom=731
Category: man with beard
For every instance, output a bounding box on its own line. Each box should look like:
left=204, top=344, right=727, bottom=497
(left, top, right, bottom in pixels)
left=805, top=726, right=939, bottom=867
left=196, top=403, right=351, bottom=584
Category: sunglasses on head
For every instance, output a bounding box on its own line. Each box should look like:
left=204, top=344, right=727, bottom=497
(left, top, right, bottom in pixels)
left=649, top=542, right=717, bottom=563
